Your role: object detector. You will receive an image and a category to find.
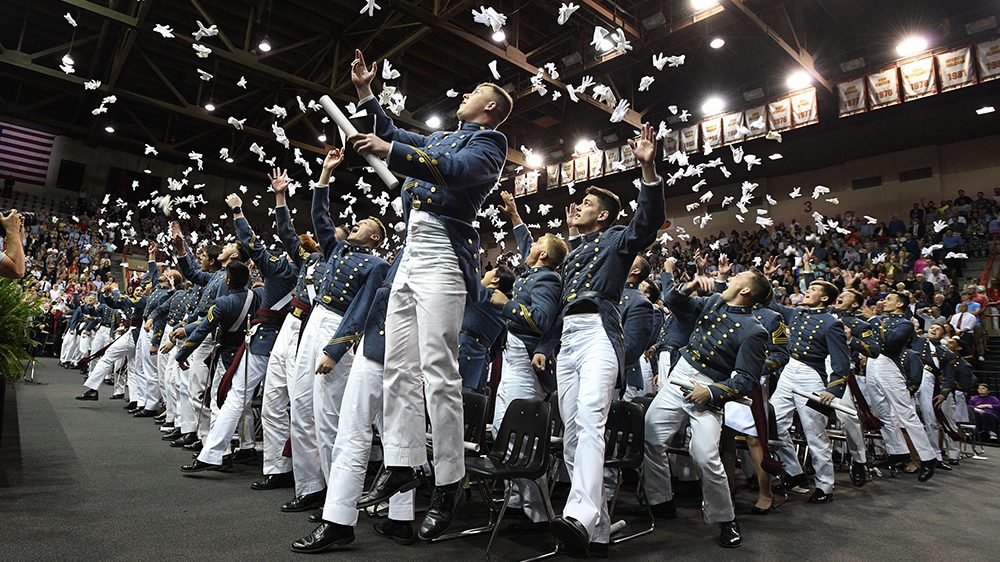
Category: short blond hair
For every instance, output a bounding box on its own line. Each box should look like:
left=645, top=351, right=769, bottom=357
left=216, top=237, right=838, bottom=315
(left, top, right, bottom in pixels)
left=477, top=82, right=513, bottom=125
left=541, top=233, right=569, bottom=268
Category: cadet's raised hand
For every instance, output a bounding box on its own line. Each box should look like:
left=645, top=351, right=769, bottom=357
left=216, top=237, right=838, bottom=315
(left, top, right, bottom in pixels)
left=351, top=49, right=377, bottom=98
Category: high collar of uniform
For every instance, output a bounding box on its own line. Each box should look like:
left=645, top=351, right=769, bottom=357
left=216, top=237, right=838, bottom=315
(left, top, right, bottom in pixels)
left=625, top=281, right=639, bottom=290
left=579, top=230, right=601, bottom=244
left=459, top=121, right=489, bottom=131
left=726, top=304, right=752, bottom=315
left=802, top=306, right=828, bottom=314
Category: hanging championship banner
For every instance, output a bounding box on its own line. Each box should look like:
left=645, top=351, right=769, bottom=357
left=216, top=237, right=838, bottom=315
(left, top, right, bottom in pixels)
left=701, top=117, right=723, bottom=150
left=680, top=124, right=699, bottom=154
left=662, top=129, right=680, bottom=156
left=791, top=88, right=819, bottom=127
left=514, top=173, right=527, bottom=197
left=620, top=144, right=637, bottom=168
left=603, top=147, right=621, bottom=173
left=867, top=67, right=901, bottom=109
left=899, top=56, right=937, bottom=101
left=573, top=156, right=589, bottom=181
left=588, top=152, right=604, bottom=178
left=560, top=161, right=574, bottom=185
left=977, top=38, right=1000, bottom=82
left=524, top=171, right=539, bottom=195
left=722, top=112, right=744, bottom=144
left=937, top=47, right=975, bottom=92
left=744, top=105, right=767, bottom=139
left=837, top=78, right=866, bottom=117
left=546, top=164, right=560, bottom=189
left=767, top=97, right=792, bottom=131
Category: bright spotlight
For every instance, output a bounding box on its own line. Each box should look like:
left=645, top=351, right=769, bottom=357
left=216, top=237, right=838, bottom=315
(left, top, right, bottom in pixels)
left=526, top=153, right=544, bottom=168
left=62, top=53, right=75, bottom=66
left=258, top=38, right=272, bottom=53
left=896, top=36, right=928, bottom=57
left=492, top=30, right=506, bottom=42
left=709, top=37, right=725, bottom=49
left=691, top=0, right=719, bottom=12
left=317, top=134, right=327, bottom=143
left=104, top=126, right=115, bottom=133
left=143, top=169, right=152, bottom=174
left=204, top=102, right=216, bottom=112
left=701, top=96, right=724, bottom=115
left=425, top=115, right=442, bottom=129
left=786, top=70, right=812, bottom=90
left=574, top=139, right=595, bottom=154
left=976, top=105, right=995, bottom=115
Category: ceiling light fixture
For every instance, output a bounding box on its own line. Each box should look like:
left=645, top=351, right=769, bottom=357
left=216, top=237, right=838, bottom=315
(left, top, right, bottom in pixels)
left=143, top=169, right=152, bottom=174
left=701, top=96, right=724, bottom=115
left=317, top=133, right=327, bottom=143
left=204, top=102, right=216, bottom=112
left=491, top=30, right=506, bottom=42
left=574, top=139, right=595, bottom=154
left=976, top=105, right=995, bottom=115
left=710, top=37, right=725, bottom=49
left=425, top=115, right=442, bottom=129
left=769, top=153, right=783, bottom=160
left=526, top=153, right=543, bottom=168
left=896, top=36, right=928, bottom=57
left=258, top=37, right=272, bottom=53
left=62, top=53, right=75, bottom=66
left=786, top=70, right=812, bottom=90
left=104, top=126, right=115, bottom=133
left=691, top=0, right=719, bottom=11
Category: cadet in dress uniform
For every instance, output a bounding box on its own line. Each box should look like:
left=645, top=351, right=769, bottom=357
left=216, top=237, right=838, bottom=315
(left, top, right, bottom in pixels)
left=74, top=294, right=99, bottom=368
left=349, top=50, right=512, bottom=540
left=150, top=282, right=190, bottom=433
left=123, top=276, right=161, bottom=407
left=543, top=124, right=665, bottom=556
left=132, top=270, right=178, bottom=417
left=764, top=254, right=853, bottom=502
left=82, top=285, right=117, bottom=371
left=59, top=292, right=83, bottom=367
left=76, top=253, right=158, bottom=400
left=486, top=191, right=566, bottom=529
left=161, top=285, right=204, bottom=445
left=457, top=267, right=514, bottom=392
left=251, top=169, right=324, bottom=492
left=620, top=257, right=656, bottom=400
left=284, top=151, right=387, bottom=513
left=644, top=269, right=770, bottom=548
left=182, top=195, right=299, bottom=472
left=830, top=286, right=882, bottom=486
left=912, top=323, right=960, bottom=467
left=172, top=230, right=247, bottom=447
left=864, top=292, right=937, bottom=481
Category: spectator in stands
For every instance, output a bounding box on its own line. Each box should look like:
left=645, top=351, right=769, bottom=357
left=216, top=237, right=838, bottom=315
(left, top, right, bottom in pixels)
left=927, top=266, right=949, bottom=292
left=0, top=209, right=26, bottom=278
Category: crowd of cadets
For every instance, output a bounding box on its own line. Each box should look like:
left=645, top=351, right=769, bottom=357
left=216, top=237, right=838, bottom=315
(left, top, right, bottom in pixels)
left=20, top=52, right=989, bottom=556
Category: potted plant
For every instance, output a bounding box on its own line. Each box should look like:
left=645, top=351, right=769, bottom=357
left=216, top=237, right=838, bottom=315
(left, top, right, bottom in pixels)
left=0, top=277, right=41, bottom=444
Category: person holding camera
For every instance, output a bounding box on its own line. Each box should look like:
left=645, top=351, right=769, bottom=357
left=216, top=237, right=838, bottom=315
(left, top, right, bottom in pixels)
left=0, top=209, right=25, bottom=279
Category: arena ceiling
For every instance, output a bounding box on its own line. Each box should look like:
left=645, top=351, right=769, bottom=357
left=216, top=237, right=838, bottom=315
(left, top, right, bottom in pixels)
left=0, top=0, right=998, bottom=214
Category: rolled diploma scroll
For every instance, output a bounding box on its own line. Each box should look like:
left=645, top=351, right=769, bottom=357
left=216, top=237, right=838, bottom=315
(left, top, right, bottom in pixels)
left=668, top=379, right=752, bottom=406
left=426, top=432, right=480, bottom=453
left=790, top=387, right=858, bottom=417
left=318, top=95, right=399, bottom=190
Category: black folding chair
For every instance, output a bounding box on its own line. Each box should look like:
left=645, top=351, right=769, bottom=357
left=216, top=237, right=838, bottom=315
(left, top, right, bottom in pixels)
left=433, top=399, right=553, bottom=557
left=605, top=400, right=654, bottom=544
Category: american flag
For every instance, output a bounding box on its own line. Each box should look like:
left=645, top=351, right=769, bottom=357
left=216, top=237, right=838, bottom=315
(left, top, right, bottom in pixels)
left=0, top=122, right=55, bottom=186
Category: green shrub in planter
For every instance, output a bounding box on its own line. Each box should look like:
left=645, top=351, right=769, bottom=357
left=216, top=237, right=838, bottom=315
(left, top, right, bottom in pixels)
left=0, top=278, right=41, bottom=382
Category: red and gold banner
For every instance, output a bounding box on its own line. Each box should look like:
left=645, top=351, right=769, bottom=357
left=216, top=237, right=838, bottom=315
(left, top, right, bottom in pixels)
left=722, top=112, right=744, bottom=144
left=662, top=129, right=680, bottom=155
left=744, top=105, right=767, bottom=139
left=837, top=78, right=866, bottom=117
left=701, top=116, right=723, bottom=150
left=546, top=164, right=560, bottom=189
left=791, top=88, right=819, bottom=127
left=767, top=97, right=792, bottom=131
left=976, top=38, right=1000, bottom=82
left=899, top=56, right=937, bottom=100
left=680, top=124, right=699, bottom=154
left=867, top=67, right=901, bottom=109
left=937, top=46, right=975, bottom=92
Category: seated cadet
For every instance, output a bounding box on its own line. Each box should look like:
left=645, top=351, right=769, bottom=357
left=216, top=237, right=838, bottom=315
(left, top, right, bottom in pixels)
left=457, top=266, right=514, bottom=392
left=620, top=256, right=658, bottom=400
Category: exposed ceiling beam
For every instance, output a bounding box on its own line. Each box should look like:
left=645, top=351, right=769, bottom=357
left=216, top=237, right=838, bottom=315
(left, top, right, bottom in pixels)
left=717, top=0, right=832, bottom=93
left=578, top=0, right=642, bottom=40
left=29, top=35, right=98, bottom=61
left=187, top=0, right=238, bottom=53
left=60, top=0, right=137, bottom=27
left=107, top=0, right=155, bottom=88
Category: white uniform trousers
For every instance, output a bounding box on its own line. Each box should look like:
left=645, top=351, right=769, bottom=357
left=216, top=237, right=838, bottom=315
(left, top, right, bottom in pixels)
left=865, top=355, right=936, bottom=462
left=940, top=393, right=961, bottom=461
left=290, top=305, right=347, bottom=496
left=823, top=357, right=867, bottom=464
left=134, top=328, right=154, bottom=409
left=622, top=357, right=656, bottom=401
left=383, top=210, right=467, bottom=486
left=188, top=333, right=215, bottom=442
left=76, top=331, right=94, bottom=364
left=157, top=328, right=176, bottom=422
left=770, top=359, right=836, bottom=493
left=198, top=352, right=269, bottom=465
left=322, top=341, right=415, bottom=525
left=856, top=373, right=906, bottom=455
left=261, top=315, right=300, bottom=475
left=140, top=327, right=161, bottom=409
left=916, top=370, right=944, bottom=461
left=555, top=314, right=617, bottom=542
left=643, top=358, right=734, bottom=523
left=124, top=332, right=139, bottom=400
left=90, top=326, right=111, bottom=360
left=953, top=391, right=970, bottom=423
left=83, top=331, right=132, bottom=391
left=491, top=333, right=553, bottom=523
left=59, top=329, right=79, bottom=363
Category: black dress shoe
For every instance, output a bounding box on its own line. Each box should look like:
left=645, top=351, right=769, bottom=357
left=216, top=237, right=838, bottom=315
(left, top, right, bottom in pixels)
left=308, top=510, right=323, bottom=523
left=251, top=472, right=295, bottom=491
left=917, top=459, right=936, bottom=482
left=948, top=459, right=960, bottom=466
left=109, top=394, right=125, bottom=400
left=75, top=389, right=98, bottom=401
left=851, top=462, right=867, bottom=487
left=357, top=467, right=420, bottom=509
left=180, top=459, right=222, bottom=473
left=134, top=409, right=158, bottom=418
left=935, top=460, right=953, bottom=471
left=103, top=378, right=114, bottom=386
left=183, top=439, right=203, bottom=451
left=588, top=541, right=609, bottom=559
left=281, top=489, right=327, bottom=513
left=418, top=483, right=463, bottom=540
left=549, top=516, right=589, bottom=557
left=374, top=518, right=416, bottom=545
left=808, top=488, right=833, bottom=503
left=228, top=448, right=257, bottom=465
left=290, top=522, right=355, bottom=553
left=719, top=520, right=742, bottom=548
left=123, top=401, right=137, bottom=410
left=171, top=433, right=197, bottom=448
left=161, top=428, right=182, bottom=441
